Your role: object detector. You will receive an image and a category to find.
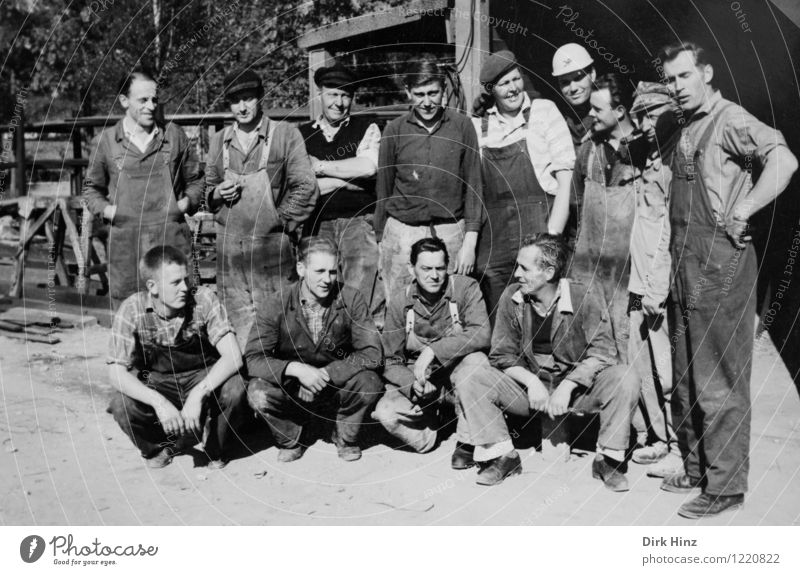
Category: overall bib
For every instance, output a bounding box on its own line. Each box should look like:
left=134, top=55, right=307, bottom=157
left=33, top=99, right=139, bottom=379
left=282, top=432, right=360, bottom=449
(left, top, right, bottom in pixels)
left=571, top=144, right=637, bottom=362
left=216, top=122, right=295, bottom=347
left=107, top=134, right=191, bottom=302
left=669, top=105, right=755, bottom=495
left=476, top=111, right=550, bottom=318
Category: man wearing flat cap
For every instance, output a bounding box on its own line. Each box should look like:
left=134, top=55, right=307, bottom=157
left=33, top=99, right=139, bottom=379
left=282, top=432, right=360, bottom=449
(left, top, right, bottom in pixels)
left=205, top=67, right=317, bottom=347
left=300, top=62, right=383, bottom=323
left=627, top=81, right=682, bottom=479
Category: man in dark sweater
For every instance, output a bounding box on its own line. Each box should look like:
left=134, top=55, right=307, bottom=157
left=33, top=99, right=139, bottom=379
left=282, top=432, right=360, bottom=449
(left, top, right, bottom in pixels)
left=244, top=237, right=383, bottom=463
left=300, top=62, right=382, bottom=320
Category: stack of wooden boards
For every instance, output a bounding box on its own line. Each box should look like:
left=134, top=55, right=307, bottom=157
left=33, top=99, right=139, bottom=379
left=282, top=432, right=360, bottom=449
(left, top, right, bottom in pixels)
left=0, top=307, right=97, bottom=344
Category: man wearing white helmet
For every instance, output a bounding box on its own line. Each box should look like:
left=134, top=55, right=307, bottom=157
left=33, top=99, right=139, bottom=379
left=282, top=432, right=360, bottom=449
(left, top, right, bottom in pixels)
left=552, top=43, right=596, bottom=149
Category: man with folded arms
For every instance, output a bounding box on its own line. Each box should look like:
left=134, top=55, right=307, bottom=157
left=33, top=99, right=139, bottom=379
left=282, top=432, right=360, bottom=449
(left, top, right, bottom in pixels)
left=457, top=234, right=639, bottom=488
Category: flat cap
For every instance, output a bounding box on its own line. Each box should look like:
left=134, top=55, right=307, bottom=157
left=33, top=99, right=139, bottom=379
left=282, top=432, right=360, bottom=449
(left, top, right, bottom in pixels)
left=223, top=68, right=263, bottom=97
left=479, top=50, right=518, bottom=85
left=631, top=81, right=672, bottom=114
left=313, top=62, right=358, bottom=92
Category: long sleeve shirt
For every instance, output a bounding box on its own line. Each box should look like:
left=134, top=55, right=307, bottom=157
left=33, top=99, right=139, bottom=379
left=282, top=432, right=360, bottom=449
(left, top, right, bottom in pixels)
left=375, top=108, right=483, bottom=240
left=489, top=279, right=617, bottom=389
left=83, top=121, right=204, bottom=216
left=243, top=282, right=382, bottom=386
left=204, top=117, right=317, bottom=231
left=382, top=274, right=490, bottom=368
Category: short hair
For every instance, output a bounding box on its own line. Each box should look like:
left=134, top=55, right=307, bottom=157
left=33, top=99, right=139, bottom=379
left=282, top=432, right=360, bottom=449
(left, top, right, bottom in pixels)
left=118, top=67, right=157, bottom=97
left=403, top=60, right=445, bottom=89
left=594, top=73, right=634, bottom=113
left=658, top=40, right=712, bottom=68
left=410, top=237, right=449, bottom=266
left=139, top=245, right=188, bottom=283
left=298, top=236, right=338, bottom=263
left=519, top=233, right=568, bottom=280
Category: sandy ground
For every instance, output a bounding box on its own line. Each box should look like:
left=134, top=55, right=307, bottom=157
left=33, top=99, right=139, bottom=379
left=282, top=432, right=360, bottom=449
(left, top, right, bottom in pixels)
left=1, top=321, right=799, bottom=526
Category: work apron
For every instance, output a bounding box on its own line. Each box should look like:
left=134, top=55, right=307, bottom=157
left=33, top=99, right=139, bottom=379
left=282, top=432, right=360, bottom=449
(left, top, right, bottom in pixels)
left=215, top=121, right=295, bottom=347
left=107, top=135, right=191, bottom=302
left=571, top=143, right=637, bottom=362
left=476, top=112, right=551, bottom=317
left=669, top=105, right=754, bottom=495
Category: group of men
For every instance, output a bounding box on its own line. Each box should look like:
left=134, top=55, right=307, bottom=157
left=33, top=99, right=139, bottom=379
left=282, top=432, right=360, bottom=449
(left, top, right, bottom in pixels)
left=84, top=39, right=797, bottom=520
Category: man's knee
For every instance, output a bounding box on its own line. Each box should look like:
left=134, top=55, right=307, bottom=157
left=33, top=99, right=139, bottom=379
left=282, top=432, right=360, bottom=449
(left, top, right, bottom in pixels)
left=219, top=373, right=248, bottom=408
left=605, top=364, right=641, bottom=408
left=246, top=377, right=273, bottom=413
left=345, top=370, right=384, bottom=406
left=372, top=388, right=408, bottom=424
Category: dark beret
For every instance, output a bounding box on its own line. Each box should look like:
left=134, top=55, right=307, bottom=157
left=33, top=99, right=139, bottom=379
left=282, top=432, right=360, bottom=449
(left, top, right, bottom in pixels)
left=223, top=68, right=263, bottom=97
left=479, top=50, right=518, bottom=85
left=313, top=62, right=358, bottom=92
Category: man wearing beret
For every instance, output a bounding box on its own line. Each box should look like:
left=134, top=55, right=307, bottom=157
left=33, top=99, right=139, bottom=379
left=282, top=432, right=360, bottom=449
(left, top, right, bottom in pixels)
left=300, top=62, right=383, bottom=323
left=375, top=59, right=483, bottom=311
left=205, top=68, right=317, bottom=347
left=627, top=81, right=682, bottom=478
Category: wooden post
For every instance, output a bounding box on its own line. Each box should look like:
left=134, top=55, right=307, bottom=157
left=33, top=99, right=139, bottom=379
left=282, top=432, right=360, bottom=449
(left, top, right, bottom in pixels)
left=454, top=0, right=490, bottom=113
left=13, top=91, right=26, bottom=199
left=308, top=48, right=334, bottom=120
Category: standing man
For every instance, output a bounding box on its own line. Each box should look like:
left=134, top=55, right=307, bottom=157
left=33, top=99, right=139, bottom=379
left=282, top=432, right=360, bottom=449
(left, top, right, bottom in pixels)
left=660, top=41, right=797, bottom=518
left=376, top=59, right=483, bottom=310
left=627, top=82, right=682, bottom=477
left=372, top=237, right=490, bottom=463
left=571, top=73, right=648, bottom=363
left=83, top=69, right=203, bottom=306
left=107, top=246, right=247, bottom=469
left=244, top=237, right=383, bottom=463
left=300, top=62, right=382, bottom=321
left=457, top=234, right=639, bottom=488
left=205, top=68, right=317, bottom=347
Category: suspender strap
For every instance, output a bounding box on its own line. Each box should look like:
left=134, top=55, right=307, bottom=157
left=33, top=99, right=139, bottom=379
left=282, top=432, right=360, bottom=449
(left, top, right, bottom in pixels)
left=404, top=300, right=461, bottom=335
left=448, top=301, right=460, bottom=325
left=222, top=120, right=277, bottom=172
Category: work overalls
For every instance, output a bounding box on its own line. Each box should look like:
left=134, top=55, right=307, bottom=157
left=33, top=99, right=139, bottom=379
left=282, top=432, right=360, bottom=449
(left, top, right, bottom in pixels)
left=215, top=121, right=295, bottom=347
left=669, top=104, right=755, bottom=496
left=476, top=109, right=551, bottom=319
left=109, top=308, right=247, bottom=460
left=571, top=142, right=637, bottom=362
left=106, top=129, right=192, bottom=302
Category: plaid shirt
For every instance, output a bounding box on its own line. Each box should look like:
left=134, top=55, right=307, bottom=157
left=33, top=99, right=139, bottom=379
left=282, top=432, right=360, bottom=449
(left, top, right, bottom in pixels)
left=107, top=287, right=233, bottom=370
left=299, top=285, right=330, bottom=345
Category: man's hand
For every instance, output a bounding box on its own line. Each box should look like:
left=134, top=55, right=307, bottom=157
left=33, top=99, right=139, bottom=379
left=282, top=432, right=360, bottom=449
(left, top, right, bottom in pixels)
left=413, top=347, right=435, bottom=386
left=455, top=232, right=478, bottom=275
left=181, top=388, right=205, bottom=434
left=102, top=205, right=117, bottom=223
left=154, top=397, right=185, bottom=436
left=216, top=180, right=241, bottom=202
left=527, top=378, right=550, bottom=412
left=547, top=379, right=578, bottom=418
left=297, top=387, right=315, bottom=402
left=309, top=155, right=326, bottom=176
left=288, top=362, right=330, bottom=394
left=726, top=217, right=751, bottom=249
left=641, top=294, right=664, bottom=317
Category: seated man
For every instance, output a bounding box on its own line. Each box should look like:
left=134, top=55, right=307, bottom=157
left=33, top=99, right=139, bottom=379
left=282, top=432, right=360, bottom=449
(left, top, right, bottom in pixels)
left=372, top=238, right=491, bottom=464
left=244, top=236, right=383, bottom=462
left=107, top=246, right=247, bottom=469
left=457, top=234, right=639, bottom=488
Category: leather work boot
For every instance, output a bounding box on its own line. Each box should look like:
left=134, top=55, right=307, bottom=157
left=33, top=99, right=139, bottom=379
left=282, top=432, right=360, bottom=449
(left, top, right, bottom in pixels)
left=476, top=451, right=522, bottom=486
left=678, top=493, right=744, bottom=519
left=277, top=445, right=307, bottom=463
left=451, top=442, right=476, bottom=470
left=591, top=455, right=629, bottom=492
left=145, top=446, right=175, bottom=469
left=660, top=472, right=704, bottom=494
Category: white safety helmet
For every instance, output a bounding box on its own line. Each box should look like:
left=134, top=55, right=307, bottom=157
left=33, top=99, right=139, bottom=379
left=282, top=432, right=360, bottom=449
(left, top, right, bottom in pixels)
left=552, top=43, right=594, bottom=77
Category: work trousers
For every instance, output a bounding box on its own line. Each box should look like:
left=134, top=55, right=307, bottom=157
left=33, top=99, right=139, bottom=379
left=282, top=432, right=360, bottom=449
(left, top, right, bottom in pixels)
left=247, top=370, right=383, bottom=448
left=108, top=368, right=248, bottom=460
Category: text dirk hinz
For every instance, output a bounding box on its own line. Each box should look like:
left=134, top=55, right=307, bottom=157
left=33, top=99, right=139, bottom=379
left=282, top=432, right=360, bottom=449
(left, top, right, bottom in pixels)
left=643, top=537, right=698, bottom=547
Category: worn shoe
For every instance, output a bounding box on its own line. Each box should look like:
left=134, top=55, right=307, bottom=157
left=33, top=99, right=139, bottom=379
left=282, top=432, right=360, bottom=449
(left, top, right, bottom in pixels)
left=277, top=446, right=306, bottom=463
left=646, top=453, right=684, bottom=478
left=660, top=472, right=703, bottom=493
left=632, top=441, right=669, bottom=465
left=206, top=458, right=228, bottom=470
left=591, top=455, right=629, bottom=492
left=451, top=442, right=476, bottom=470
left=476, top=451, right=522, bottom=486
left=678, top=493, right=744, bottom=519
left=145, top=446, right=174, bottom=469
left=336, top=443, right=362, bottom=462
